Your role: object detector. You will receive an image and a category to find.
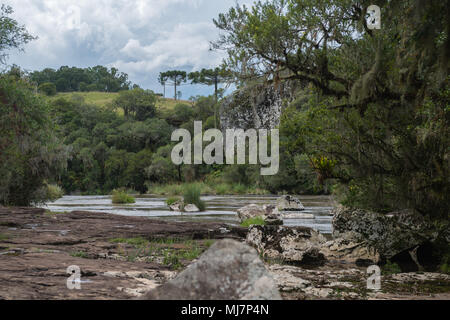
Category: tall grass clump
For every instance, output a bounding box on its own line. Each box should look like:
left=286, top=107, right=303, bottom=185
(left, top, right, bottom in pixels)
left=182, top=184, right=206, bottom=211
left=111, top=189, right=136, bottom=204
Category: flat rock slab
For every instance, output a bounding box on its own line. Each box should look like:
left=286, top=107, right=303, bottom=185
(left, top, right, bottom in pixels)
left=0, top=207, right=246, bottom=300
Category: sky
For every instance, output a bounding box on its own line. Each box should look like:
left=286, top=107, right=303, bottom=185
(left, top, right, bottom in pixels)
left=4, top=0, right=254, bottom=98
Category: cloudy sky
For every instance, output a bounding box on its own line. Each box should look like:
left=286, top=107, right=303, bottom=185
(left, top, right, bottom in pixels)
left=4, top=0, right=254, bottom=98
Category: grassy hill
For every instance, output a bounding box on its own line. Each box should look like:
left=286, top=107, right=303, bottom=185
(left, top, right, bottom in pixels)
left=46, top=91, right=193, bottom=112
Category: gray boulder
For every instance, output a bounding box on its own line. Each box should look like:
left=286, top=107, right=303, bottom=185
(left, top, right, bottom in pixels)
left=332, top=206, right=438, bottom=260
left=142, top=239, right=281, bottom=300
left=237, top=204, right=282, bottom=225
left=276, top=195, right=305, bottom=211
left=183, top=204, right=200, bottom=212
left=169, top=200, right=183, bottom=212
left=320, top=232, right=380, bottom=266
left=246, top=225, right=326, bottom=266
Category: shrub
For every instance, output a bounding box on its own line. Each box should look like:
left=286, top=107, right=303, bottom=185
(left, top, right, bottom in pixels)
left=38, top=82, right=57, bottom=96
left=46, top=184, right=64, bottom=201
left=233, top=183, right=247, bottom=194
left=182, top=183, right=206, bottom=211
left=166, top=196, right=181, bottom=206
left=382, top=261, right=402, bottom=275
left=215, top=183, right=230, bottom=195
left=111, top=189, right=136, bottom=204
left=240, top=216, right=266, bottom=227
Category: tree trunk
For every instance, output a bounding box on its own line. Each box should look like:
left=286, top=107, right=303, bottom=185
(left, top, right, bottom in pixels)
left=174, top=81, right=177, bottom=100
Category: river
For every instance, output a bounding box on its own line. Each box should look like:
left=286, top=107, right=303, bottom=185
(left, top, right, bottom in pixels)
left=41, top=194, right=335, bottom=234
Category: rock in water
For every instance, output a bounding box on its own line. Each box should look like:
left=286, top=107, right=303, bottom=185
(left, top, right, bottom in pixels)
left=236, top=204, right=282, bottom=225
left=276, top=195, right=305, bottom=211
left=246, top=225, right=326, bottom=266
left=141, top=239, right=281, bottom=300
left=169, top=200, right=183, bottom=212
left=183, top=204, right=200, bottom=212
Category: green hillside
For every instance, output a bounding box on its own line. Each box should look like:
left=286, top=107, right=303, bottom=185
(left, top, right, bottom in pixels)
left=46, top=91, right=193, bottom=112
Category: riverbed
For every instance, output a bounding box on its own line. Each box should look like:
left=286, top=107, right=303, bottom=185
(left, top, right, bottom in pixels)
left=41, top=194, right=335, bottom=234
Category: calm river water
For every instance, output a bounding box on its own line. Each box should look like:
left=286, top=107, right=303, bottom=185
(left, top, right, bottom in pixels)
left=41, top=195, right=335, bottom=234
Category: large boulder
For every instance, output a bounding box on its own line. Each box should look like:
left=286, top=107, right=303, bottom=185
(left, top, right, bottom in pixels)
left=332, top=206, right=439, bottom=260
left=142, top=239, right=281, bottom=300
left=276, top=195, right=305, bottom=211
left=246, top=225, right=326, bottom=266
left=320, top=232, right=380, bottom=266
left=237, top=204, right=282, bottom=225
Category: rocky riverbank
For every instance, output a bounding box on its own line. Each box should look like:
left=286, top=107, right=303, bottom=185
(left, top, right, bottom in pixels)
left=0, top=206, right=448, bottom=300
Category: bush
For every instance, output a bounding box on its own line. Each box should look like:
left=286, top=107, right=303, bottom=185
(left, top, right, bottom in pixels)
left=166, top=196, right=181, bottom=206
left=182, top=184, right=206, bottom=211
left=215, top=183, right=230, bottom=195
left=233, top=183, right=247, bottom=194
left=38, top=82, right=57, bottom=96
left=46, top=184, right=64, bottom=201
left=111, top=189, right=135, bottom=204
left=382, top=261, right=402, bottom=275
left=240, top=216, right=266, bottom=227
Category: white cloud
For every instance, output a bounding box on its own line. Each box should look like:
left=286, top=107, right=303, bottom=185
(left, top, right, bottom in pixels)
left=4, top=0, right=253, bottom=95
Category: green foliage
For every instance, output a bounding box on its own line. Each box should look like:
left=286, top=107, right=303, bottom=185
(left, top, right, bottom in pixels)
left=0, top=5, right=36, bottom=63
left=45, top=184, right=64, bottom=201
left=159, top=70, right=187, bottom=100
left=38, top=82, right=57, bottom=96
left=240, top=216, right=266, bottom=228
left=70, top=251, right=89, bottom=258
left=0, top=75, right=68, bottom=206
left=382, top=261, right=402, bottom=275
left=182, top=183, right=206, bottom=211
left=166, top=196, right=181, bottom=206
left=110, top=237, right=149, bottom=247
left=111, top=189, right=136, bottom=204
left=112, top=88, right=156, bottom=120
left=31, top=65, right=131, bottom=93
left=214, top=0, right=450, bottom=219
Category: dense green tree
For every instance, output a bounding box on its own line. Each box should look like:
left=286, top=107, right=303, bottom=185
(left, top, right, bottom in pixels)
left=0, top=75, right=68, bottom=205
left=38, top=82, right=57, bottom=96
left=112, top=88, right=157, bottom=120
left=213, top=0, right=449, bottom=218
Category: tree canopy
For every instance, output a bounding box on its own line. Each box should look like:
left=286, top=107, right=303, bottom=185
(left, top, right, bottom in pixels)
left=214, top=0, right=449, bottom=219
left=159, top=70, right=187, bottom=100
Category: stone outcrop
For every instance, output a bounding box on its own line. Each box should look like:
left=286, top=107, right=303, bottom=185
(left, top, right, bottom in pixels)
left=236, top=204, right=283, bottom=225
left=246, top=225, right=326, bottom=266
left=142, top=239, right=281, bottom=300
left=276, top=195, right=305, bottom=211
left=219, top=81, right=296, bottom=131
left=320, top=232, right=380, bottom=266
left=332, top=206, right=439, bottom=260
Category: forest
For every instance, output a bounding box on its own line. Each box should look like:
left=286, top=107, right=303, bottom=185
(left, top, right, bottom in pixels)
left=0, top=0, right=448, bottom=222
